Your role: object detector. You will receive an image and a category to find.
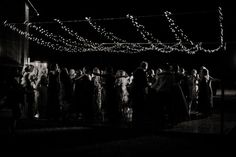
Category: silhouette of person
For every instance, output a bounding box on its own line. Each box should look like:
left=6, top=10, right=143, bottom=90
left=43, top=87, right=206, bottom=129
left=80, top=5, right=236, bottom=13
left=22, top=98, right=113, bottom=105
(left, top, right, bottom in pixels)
left=198, top=67, right=213, bottom=117
left=73, top=66, right=94, bottom=122
left=5, top=67, right=24, bottom=133
left=130, top=61, right=149, bottom=127
left=47, top=63, right=61, bottom=120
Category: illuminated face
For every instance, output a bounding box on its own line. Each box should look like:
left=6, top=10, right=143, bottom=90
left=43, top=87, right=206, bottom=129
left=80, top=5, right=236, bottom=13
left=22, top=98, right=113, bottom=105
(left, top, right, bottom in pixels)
left=192, top=70, right=197, bottom=77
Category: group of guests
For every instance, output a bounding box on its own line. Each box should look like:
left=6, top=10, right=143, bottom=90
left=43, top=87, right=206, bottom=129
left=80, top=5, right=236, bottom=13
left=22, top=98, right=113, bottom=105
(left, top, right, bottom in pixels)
left=1, top=60, right=216, bottom=129
left=16, top=63, right=132, bottom=124
left=131, top=61, right=215, bottom=127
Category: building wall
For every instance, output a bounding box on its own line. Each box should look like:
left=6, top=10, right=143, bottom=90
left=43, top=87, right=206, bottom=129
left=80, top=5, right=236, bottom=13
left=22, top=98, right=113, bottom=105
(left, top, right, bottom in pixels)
left=0, top=0, right=26, bottom=65
left=0, top=25, right=25, bottom=65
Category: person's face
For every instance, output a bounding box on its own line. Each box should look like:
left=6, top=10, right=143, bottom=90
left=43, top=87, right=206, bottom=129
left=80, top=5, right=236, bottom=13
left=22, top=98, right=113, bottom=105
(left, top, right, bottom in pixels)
left=144, top=65, right=148, bottom=71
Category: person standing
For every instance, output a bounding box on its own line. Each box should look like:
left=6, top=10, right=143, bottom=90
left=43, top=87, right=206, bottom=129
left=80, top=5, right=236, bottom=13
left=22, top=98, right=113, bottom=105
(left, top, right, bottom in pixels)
left=198, top=67, right=213, bottom=117
left=5, top=67, right=24, bottom=133
left=130, top=61, right=149, bottom=127
left=187, top=69, right=199, bottom=114
left=47, top=63, right=61, bottom=120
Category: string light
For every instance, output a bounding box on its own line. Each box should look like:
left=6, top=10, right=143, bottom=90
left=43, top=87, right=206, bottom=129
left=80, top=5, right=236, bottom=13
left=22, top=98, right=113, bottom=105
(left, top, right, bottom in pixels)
left=85, top=17, right=126, bottom=43
left=127, top=14, right=197, bottom=54
left=126, top=14, right=178, bottom=53
left=86, top=16, right=151, bottom=53
left=164, top=11, right=195, bottom=45
left=164, top=7, right=224, bottom=54
left=4, top=23, right=67, bottom=52
left=54, top=19, right=99, bottom=49
left=164, top=11, right=199, bottom=54
left=3, top=7, right=224, bottom=54
left=28, top=23, right=83, bottom=52
left=199, top=6, right=224, bottom=53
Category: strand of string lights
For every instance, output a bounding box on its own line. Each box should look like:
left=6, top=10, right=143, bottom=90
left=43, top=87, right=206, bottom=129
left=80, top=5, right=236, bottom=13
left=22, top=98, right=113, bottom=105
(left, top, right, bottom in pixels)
left=4, top=21, right=106, bottom=53
left=85, top=16, right=129, bottom=52
left=85, top=16, right=147, bottom=53
left=164, top=11, right=198, bottom=54
left=163, top=6, right=224, bottom=54
left=28, top=23, right=83, bottom=52
left=126, top=14, right=177, bottom=53
left=4, top=20, right=142, bottom=53
left=126, top=14, right=196, bottom=53
left=85, top=17, right=126, bottom=43
left=54, top=19, right=99, bottom=49
left=199, top=6, right=224, bottom=53
left=4, top=22, right=66, bottom=52
left=164, top=11, right=195, bottom=45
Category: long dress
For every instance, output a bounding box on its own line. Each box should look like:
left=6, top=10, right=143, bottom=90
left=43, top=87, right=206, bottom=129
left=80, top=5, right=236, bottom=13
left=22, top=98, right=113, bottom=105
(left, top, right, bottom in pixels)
left=198, top=77, right=213, bottom=116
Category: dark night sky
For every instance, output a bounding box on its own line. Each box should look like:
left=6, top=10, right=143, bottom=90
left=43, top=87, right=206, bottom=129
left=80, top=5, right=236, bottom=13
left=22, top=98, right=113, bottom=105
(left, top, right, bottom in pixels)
left=1, top=0, right=236, bottom=86
left=1, top=0, right=234, bottom=43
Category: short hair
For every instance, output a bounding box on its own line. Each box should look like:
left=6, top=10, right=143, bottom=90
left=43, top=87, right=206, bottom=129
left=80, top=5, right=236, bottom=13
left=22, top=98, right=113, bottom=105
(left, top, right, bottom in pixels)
left=202, top=68, right=209, bottom=76
left=140, top=61, right=148, bottom=70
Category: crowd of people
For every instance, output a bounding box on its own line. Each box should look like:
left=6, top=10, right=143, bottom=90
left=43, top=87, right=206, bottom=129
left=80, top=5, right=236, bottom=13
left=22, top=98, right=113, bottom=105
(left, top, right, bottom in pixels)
left=0, top=60, right=217, bottom=129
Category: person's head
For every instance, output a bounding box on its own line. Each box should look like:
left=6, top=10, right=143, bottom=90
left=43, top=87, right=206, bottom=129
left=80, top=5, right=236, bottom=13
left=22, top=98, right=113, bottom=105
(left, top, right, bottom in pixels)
left=191, top=69, right=197, bottom=77
left=49, top=63, right=59, bottom=72
left=83, top=66, right=92, bottom=76
left=76, top=69, right=83, bottom=77
left=41, top=67, right=48, bottom=76
left=156, top=68, right=162, bottom=74
left=147, top=69, right=155, bottom=77
left=200, top=66, right=207, bottom=70
left=199, top=66, right=207, bottom=74
left=202, top=68, right=209, bottom=76
left=116, top=70, right=128, bottom=78
left=23, top=65, right=30, bottom=73
left=180, top=67, right=186, bottom=75
left=92, top=67, right=100, bottom=77
left=93, top=67, right=100, bottom=75
left=140, top=61, right=148, bottom=71
left=201, top=68, right=209, bottom=80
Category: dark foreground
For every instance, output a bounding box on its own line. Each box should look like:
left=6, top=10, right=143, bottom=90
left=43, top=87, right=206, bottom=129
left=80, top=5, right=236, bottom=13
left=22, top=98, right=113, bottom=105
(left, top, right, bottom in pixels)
left=1, top=94, right=236, bottom=156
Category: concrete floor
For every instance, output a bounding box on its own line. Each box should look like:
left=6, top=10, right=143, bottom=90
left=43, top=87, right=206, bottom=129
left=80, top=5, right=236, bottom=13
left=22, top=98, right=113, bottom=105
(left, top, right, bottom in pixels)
left=0, top=90, right=236, bottom=155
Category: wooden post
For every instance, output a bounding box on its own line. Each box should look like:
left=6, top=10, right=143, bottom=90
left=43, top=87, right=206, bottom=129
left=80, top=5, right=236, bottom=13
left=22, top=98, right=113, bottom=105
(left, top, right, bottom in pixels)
left=23, top=2, right=29, bottom=65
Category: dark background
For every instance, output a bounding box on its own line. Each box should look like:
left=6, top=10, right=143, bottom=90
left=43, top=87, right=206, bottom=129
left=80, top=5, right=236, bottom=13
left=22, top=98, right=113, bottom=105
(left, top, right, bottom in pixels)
left=1, top=0, right=236, bottom=87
